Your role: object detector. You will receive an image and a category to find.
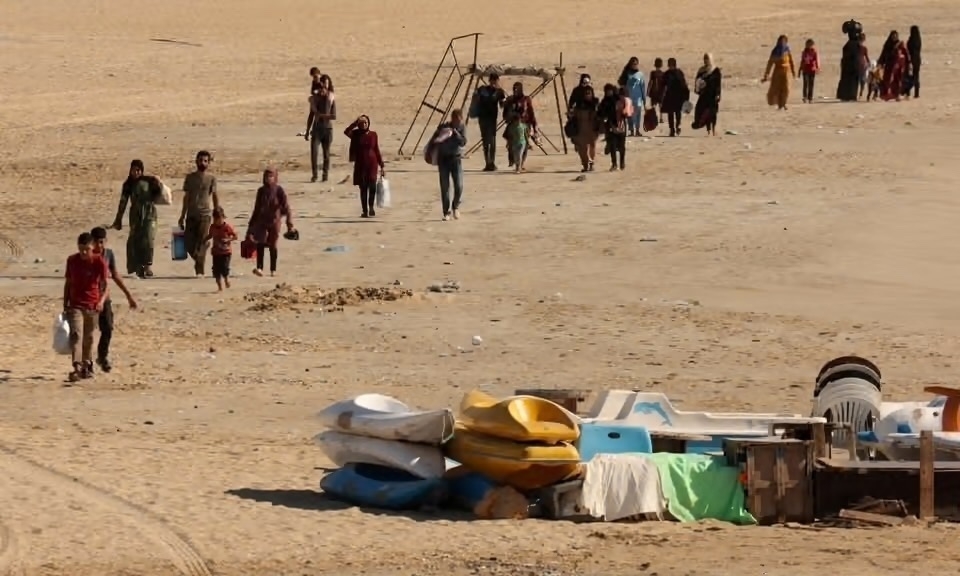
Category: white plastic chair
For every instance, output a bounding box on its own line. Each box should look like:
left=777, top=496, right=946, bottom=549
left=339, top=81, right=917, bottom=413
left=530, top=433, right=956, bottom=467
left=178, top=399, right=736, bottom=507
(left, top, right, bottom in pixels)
left=813, top=377, right=882, bottom=453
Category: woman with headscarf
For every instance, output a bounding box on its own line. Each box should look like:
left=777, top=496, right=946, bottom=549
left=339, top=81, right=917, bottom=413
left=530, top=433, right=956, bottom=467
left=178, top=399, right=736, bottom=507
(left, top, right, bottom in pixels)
left=692, top=53, right=722, bottom=136
left=503, top=82, right=537, bottom=168
left=618, top=57, right=646, bottom=136
left=906, top=26, right=922, bottom=98
left=344, top=115, right=384, bottom=218
left=111, top=159, right=161, bottom=278
left=660, top=58, right=690, bottom=137
left=878, top=30, right=911, bottom=102
left=568, top=80, right=599, bottom=172
left=246, top=168, right=295, bottom=277
left=763, top=35, right=796, bottom=110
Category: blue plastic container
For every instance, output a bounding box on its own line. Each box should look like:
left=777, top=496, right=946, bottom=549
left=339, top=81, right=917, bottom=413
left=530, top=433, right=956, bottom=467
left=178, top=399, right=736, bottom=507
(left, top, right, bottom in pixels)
left=170, top=227, right=187, bottom=261
left=577, top=422, right=653, bottom=461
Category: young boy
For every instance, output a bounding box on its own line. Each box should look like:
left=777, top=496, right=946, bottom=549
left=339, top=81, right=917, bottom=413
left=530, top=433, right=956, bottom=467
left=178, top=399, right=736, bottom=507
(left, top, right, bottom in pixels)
left=63, top=232, right=110, bottom=382
left=204, top=206, right=237, bottom=291
left=90, top=227, right=138, bottom=372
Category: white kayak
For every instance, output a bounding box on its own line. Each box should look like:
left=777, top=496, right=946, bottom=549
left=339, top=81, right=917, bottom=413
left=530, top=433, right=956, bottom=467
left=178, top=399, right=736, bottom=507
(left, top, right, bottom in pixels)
left=317, top=394, right=455, bottom=445
left=313, top=430, right=447, bottom=479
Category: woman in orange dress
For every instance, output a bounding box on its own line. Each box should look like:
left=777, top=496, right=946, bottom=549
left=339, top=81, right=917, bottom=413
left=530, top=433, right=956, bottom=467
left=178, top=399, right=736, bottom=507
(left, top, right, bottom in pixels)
left=763, top=35, right=796, bottom=110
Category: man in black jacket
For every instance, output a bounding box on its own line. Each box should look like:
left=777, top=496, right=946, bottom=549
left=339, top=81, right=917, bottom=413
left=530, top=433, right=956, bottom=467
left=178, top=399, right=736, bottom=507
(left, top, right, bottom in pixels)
left=470, top=73, right=505, bottom=171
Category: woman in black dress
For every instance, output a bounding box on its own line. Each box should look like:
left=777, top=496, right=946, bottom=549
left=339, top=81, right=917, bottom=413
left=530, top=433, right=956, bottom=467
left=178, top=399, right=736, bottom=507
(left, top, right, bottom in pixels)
left=692, top=53, right=722, bottom=136
left=906, top=25, right=922, bottom=98
left=660, top=58, right=690, bottom=137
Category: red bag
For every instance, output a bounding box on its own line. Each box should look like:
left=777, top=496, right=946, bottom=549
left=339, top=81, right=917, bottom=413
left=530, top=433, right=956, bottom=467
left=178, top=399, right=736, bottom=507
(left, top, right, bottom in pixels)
left=240, top=239, right=257, bottom=260
left=643, top=108, right=659, bottom=132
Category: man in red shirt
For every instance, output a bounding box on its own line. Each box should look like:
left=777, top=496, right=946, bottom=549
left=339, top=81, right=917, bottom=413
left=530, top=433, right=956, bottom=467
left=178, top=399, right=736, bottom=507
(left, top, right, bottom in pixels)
left=63, top=232, right=110, bottom=382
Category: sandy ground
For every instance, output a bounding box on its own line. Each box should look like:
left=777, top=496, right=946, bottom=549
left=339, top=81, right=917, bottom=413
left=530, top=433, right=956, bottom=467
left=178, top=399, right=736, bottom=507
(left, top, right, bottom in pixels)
left=3, top=0, right=960, bottom=574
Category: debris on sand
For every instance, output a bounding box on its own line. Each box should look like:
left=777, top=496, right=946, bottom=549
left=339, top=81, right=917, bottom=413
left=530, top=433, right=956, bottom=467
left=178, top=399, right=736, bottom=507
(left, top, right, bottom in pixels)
left=245, top=283, right=414, bottom=312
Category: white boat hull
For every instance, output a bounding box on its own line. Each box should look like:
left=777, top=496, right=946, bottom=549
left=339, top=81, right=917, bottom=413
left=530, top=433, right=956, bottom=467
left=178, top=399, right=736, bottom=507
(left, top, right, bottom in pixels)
left=317, top=393, right=455, bottom=445
left=584, top=390, right=824, bottom=436
left=313, top=430, right=448, bottom=479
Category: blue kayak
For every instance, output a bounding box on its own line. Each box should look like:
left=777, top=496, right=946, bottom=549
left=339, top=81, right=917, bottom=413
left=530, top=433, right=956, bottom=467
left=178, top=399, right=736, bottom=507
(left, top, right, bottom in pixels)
left=320, top=463, right=445, bottom=510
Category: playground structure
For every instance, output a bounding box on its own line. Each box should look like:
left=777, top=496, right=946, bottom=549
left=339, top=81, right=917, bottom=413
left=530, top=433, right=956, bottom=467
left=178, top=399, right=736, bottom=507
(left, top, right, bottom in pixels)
left=398, top=33, right=569, bottom=159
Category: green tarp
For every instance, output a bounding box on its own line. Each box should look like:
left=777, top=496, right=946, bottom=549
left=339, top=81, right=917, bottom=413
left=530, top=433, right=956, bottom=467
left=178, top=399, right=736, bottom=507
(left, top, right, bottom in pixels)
left=646, top=453, right=757, bottom=525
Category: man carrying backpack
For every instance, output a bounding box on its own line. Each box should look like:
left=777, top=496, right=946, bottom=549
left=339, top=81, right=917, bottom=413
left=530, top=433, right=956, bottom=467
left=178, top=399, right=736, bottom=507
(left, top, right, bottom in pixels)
left=469, top=73, right=505, bottom=171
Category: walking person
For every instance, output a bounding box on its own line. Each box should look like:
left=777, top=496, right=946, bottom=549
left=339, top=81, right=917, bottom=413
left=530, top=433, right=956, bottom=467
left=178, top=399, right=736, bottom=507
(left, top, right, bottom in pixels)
left=858, top=33, right=871, bottom=100
left=305, top=74, right=336, bottom=182
left=247, top=168, right=295, bottom=277
left=344, top=115, right=385, bottom=218
left=111, top=159, right=161, bottom=278
left=427, top=109, right=467, bottom=220
left=204, top=207, right=237, bottom=291
left=763, top=35, right=796, bottom=110
left=90, top=227, right=138, bottom=373
left=178, top=150, right=219, bottom=277
left=63, top=232, right=110, bottom=382
left=648, top=58, right=666, bottom=123
left=661, top=58, right=690, bottom=137
left=692, top=53, right=722, bottom=135
left=906, top=26, right=922, bottom=98
left=599, top=84, right=632, bottom=171
left=617, top=57, right=646, bottom=136
left=568, top=76, right=599, bottom=171
left=469, top=73, right=506, bottom=171
left=799, top=39, right=821, bottom=103
left=503, top=82, right=537, bottom=168
left=878, top=30, right=911, bottom=101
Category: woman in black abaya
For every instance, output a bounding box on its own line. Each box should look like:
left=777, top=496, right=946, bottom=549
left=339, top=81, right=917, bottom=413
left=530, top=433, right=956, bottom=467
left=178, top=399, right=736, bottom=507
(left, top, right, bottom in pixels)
left=836, top=19, right=863, bottom=101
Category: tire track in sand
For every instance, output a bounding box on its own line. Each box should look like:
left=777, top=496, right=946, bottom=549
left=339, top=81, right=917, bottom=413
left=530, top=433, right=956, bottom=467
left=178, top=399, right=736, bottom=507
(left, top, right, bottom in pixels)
left=0, top=443, right=213, bottom=576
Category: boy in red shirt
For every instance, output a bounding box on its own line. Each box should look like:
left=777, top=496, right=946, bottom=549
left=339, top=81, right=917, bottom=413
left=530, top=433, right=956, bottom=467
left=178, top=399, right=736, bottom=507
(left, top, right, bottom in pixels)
left=799, top=38, right=821, bottom=103
left=63, top=232, right=110, bottom=381
left=204, top=206, right=237, bottom=291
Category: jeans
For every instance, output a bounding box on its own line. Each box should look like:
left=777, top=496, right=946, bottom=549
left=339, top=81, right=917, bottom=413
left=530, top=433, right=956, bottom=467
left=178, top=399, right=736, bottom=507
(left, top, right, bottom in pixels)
left=97, top=299, right=113, bottom=361
left=667, top=110, right=682, bottom=135
left=607, top=133, right=626, bottom=168
left=478, top=116, right=498, bottom=167
left=438, top=156, right=464, bottom=216
left=802, top=72, right=816, bottom=101
left=310, top=128, right=332, bottom=180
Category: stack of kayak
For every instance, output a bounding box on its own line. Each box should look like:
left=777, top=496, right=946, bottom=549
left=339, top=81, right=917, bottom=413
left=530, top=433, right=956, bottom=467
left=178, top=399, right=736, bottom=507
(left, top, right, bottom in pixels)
left=314, top=394, right=455, bottom=510
left=444, top=390, right=582, bottom=491
left=314, top=390, right=583, bottom=512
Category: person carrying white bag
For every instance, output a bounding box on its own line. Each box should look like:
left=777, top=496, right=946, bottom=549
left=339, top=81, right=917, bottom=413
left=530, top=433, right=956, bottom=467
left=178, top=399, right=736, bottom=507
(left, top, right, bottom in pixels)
left=61, top=232, right=110, bottom=382
left=375, top=176, right=391, bottom=209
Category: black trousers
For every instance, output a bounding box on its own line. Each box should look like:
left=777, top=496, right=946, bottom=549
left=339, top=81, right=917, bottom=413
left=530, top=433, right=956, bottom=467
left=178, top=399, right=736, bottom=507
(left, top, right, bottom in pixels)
left=607, top=133, right=626, bottom=168
left=97, top=299, right=114, bottom=361
left=212, top=253, right=231, bottom=279
left=478, top=116, right=498, bottom=167
left=667, top=110, right=682, bottom=135
left=256, top=244, right=277, bottom=273
left=802, top=72, right=816, bottom=101
left=913, top=63, right=921, bottom=97
left=358, top=182, right=377, bottom=215
left=310, top=129, right=332, bottom=179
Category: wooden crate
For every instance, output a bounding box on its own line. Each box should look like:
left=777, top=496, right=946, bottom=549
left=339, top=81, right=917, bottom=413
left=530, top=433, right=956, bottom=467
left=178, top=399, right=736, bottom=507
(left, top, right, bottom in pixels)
left=723, top=437, right=814, bottom=525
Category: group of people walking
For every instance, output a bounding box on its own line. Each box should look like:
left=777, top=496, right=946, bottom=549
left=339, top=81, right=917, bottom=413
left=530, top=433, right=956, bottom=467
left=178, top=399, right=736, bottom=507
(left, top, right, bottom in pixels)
left=768, top=25, right=922, bottom=108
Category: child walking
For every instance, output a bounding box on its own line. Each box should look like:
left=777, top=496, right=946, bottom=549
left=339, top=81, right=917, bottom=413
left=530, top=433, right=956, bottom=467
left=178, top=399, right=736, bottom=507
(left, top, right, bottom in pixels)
left=205, top=207, right=237, bottom=291
left=63, top=232, right=110, bottom=382
left=867, top=61, right=882, bottom=101
left=799, top=39, right=821, bottom=103
left=509, top=120, right=529, bottom=173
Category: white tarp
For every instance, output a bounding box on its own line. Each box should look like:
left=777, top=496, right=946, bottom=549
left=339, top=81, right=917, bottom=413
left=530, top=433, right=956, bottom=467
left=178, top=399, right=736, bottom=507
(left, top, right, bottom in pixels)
left=580, top=454, right=666, bottom=521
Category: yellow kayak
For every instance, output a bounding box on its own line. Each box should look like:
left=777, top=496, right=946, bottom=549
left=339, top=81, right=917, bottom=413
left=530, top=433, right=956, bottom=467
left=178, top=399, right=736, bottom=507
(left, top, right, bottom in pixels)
left=457, top=390, right=580, bottom=443
left=444, top=426, right=581, bottom=491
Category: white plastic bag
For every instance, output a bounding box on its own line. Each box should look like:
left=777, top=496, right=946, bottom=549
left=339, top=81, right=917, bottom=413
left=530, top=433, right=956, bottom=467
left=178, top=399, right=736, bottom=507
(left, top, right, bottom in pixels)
left=155, top=180, right=173, bottom=205
left=52, top=312, right=71, bottom=355
left=376, top=177, right=391, bottom=208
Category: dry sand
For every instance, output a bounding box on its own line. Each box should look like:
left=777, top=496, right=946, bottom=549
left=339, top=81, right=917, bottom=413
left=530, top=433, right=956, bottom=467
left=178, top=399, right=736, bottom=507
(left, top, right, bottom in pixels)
left=3, top=0, right=960, bottom=574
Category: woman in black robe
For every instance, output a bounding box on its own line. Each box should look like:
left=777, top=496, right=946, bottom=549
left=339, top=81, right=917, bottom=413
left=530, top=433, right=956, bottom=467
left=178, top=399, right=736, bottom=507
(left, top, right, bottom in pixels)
left=836, top=19, right=863, bottom=101
left=661, top=58, right=690, bottom=137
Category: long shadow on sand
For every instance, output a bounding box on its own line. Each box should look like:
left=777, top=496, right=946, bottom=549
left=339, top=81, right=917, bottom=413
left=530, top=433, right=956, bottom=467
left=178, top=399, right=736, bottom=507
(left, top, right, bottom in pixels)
left=225, top=488, right=471, bottom=522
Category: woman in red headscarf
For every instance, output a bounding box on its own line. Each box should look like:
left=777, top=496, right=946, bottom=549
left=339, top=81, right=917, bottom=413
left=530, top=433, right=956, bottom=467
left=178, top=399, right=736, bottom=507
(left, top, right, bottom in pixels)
left=344, top=115, right=384, bottom=218
left=246, top=168, right=295, bottom=277
left=878, top=30, right=912, bottom=101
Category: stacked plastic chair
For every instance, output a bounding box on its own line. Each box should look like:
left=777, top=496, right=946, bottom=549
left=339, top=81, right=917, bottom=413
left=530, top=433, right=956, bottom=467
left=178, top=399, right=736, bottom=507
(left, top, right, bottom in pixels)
left=811, top=356, right=883, bottom=452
